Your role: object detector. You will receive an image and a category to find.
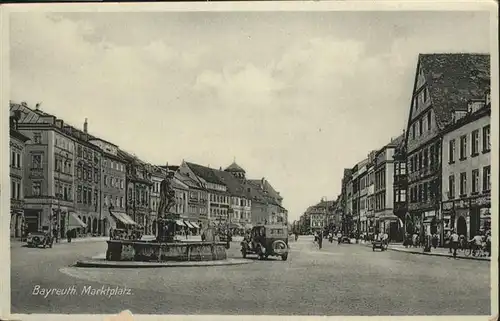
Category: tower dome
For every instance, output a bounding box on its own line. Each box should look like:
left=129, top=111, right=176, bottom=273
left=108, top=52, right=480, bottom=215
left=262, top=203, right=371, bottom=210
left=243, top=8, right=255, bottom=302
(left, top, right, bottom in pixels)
left=225, top=161, right=246, bottom=179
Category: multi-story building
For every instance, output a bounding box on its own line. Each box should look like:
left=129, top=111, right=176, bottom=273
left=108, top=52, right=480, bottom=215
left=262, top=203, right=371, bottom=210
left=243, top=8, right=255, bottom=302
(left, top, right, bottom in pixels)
left=63, top=120, right=103, bottom=236
left=441, top=91, right=491, bottom=239
left=118, top=150, right=152, bottom=233
left=247, top=177, right=287, bottom=225
left=306, top=199, right=328, bottom=232
left=393, top=133, right=408, bottom=240
left=9, top=111, right=30, bottom=238
left=373, top=135, right=403, bottom=240
left=351, top=159, right=367, bottom=235
left=358, top=161, right=369, bottom=234
left=366, top=151, right=377, bottom=234
left=149, top=166, right=165, bottom=235
left=180, top=162, right=230, bottom=226
left=405, top=53, right=490, bottom=240
left=10, top=102, right=82, bottom=236
left=89, top=135, right=127, bottom=236
left=175, top=171, right=208, bottom=231
left=216, top=164, right=252, bottom=229
left=342, top=169, right=353, bottom=235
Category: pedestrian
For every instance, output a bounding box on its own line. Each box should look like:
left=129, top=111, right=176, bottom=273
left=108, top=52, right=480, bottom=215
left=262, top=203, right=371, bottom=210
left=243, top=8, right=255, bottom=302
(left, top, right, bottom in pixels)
left=317, top=230, right=323, bottom=249
left=446, top=230, right=452, bottom=253
left=66, top=229, right=72, bottom=243
left=450, top=229, right=459, bottom=259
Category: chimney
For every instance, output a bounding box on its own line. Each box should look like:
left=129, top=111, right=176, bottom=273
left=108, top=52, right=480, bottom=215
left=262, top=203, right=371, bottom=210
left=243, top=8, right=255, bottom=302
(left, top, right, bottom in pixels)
left=35, top=102, right=41, bottom=111
left=84, top=118, right=88, bottom=133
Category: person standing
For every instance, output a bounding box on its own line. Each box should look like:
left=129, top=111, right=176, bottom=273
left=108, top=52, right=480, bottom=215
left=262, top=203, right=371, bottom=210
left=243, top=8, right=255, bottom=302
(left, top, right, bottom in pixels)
left=450, top=229, right=459, bottom=259
left=317, top=230, right=323, bottom=249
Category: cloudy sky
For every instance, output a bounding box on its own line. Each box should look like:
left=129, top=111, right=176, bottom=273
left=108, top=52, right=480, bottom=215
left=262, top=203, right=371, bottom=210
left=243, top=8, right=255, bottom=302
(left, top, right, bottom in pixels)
left=9, top=10, right=490, bottom=221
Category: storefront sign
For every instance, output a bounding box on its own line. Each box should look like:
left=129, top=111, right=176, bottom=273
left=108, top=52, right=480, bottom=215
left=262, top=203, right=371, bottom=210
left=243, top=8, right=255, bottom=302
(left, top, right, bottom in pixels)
left=442, top=201, right=454, bottom=211
left=454, top=199, right=468, bottom=209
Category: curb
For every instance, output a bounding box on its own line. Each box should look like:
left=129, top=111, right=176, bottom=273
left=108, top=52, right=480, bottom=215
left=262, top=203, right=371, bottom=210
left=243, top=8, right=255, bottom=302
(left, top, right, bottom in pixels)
left=352, top=241, right=490, bottom=262
left=389, top=247, right=491, bottom=261
left=75, top=258, right=254, bottom=268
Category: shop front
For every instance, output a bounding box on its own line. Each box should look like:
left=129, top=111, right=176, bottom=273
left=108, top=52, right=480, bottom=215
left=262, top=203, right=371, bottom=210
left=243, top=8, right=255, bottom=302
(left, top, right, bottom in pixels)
left=441, top=195, right=490, bottom=239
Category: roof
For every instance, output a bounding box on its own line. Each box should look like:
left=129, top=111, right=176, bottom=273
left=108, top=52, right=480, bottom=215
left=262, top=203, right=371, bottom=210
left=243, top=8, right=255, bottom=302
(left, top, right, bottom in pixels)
left=185, top=162, right=224, bottom=185
left=213, top=170, right=248, bottom=198
left=417, top=53, right=490, bottom=129
left=225, top=162, right=246, bottom=173
left=247, top=179, right=283, bottom=201
left=175, top=171, right=205, bottom=190
left=245, top=180, right=280, bottom=206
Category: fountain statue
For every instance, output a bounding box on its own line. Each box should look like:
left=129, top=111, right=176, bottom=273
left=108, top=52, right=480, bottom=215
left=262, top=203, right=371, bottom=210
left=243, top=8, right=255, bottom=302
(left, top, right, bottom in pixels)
left=156, top=170, right=178, bottom=242
left=104, top=165, right=228, bottom=263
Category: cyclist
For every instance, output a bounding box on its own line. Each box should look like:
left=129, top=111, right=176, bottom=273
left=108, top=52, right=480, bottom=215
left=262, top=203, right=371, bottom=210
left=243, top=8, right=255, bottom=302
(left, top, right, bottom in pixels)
left=469, top=231, right=483, bottom=256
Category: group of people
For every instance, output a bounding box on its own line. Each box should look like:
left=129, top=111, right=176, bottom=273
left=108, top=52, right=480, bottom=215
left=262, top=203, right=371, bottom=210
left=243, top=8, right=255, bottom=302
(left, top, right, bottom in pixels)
left=446, top=230, right=491, bottom=258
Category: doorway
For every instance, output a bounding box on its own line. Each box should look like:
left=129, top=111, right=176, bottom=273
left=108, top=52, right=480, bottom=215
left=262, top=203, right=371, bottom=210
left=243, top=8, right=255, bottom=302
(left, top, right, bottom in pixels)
left=457, top=216, right=468, bottom=238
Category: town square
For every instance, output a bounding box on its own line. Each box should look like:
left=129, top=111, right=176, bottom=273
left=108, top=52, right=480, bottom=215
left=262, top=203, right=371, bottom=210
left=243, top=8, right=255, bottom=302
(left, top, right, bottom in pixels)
left=5, top=5, right=495, bottom=318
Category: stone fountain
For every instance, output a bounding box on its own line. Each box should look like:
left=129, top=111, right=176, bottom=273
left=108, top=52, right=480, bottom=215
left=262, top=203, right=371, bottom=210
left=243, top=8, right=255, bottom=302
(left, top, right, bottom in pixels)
left=105, top=169, right=227, bottom=262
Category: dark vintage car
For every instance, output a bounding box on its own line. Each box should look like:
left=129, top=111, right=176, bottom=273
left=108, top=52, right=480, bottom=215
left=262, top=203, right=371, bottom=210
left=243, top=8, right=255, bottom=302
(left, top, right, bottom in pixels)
left=372, top=240, right=388, bottom=251
left=241, top=224, right=289, bottom=261
left=26, top=231, right=53, bottom=248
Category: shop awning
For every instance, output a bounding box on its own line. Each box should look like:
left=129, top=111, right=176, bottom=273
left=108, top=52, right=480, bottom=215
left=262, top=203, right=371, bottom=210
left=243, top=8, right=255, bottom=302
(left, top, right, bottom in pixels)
left=229, top=222, right=243, bottom=229
left=184, top=221, right=195, bottom=228
left=175, top=220, right=186, bottom=227
left=68, top=213, right=87, bottom=229
left=190, top=222, right=200, bottom=229
left=245, top=223, right=253, bottom=230
left=111, top=212, right=137, bottom=226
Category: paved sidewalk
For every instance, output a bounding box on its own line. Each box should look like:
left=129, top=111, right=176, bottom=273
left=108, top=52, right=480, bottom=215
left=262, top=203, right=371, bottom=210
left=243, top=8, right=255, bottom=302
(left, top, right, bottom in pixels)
left=340, top=238, right=490, bottom=262
left=10, top=236, right=109, bottom=248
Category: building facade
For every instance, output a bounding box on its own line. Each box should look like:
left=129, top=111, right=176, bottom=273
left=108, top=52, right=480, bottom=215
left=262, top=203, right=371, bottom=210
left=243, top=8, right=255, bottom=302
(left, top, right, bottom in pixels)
left=373, top=136, right=403, bottom=240
left=149, top=166, right=165, bottom=235
left=405, top=54, right=490, bottom=241
left=441, top=93, right=491, bottom=239
left=393, top=134, right=408, bottom=241
left=10, top=112, right=30, bottom=238
left=175, top=171, right=208, bottom=231
left=10, top=102, right=81, bottom=236
left=89, top=137, right=126, bottom=236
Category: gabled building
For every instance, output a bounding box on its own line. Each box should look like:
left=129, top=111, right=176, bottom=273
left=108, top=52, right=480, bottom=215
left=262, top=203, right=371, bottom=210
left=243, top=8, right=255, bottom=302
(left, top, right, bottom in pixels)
left=214, top=167, right=251, bottom=229
left=404, top=53, right=490, bottom=240
left=180, top=161, right=230, bottom=226
left=175, top=171, right=208, bottom=230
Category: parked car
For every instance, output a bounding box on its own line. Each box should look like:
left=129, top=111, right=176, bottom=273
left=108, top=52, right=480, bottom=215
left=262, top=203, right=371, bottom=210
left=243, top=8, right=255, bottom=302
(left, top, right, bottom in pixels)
left=240, top=224, right=289, bottom=261
left=26, top=231, right=53, bottom=248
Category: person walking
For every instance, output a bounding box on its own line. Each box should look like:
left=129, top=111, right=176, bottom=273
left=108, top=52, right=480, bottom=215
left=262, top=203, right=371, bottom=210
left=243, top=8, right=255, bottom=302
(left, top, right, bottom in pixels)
left=450, top=229, right=459, bottom=259
left=317, top=230, right=323, bottom=250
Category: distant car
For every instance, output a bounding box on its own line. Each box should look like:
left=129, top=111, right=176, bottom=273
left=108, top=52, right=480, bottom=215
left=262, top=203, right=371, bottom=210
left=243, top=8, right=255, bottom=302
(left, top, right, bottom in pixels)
left=340, top=236, right=351, bottom=244
left=241, top=224, right=289, bottom=261
left=26, top=231, right=53, bottom=248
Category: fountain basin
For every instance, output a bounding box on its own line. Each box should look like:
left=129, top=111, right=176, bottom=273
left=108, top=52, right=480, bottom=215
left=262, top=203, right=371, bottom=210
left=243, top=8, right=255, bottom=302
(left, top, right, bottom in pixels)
left=105, top=240, right=228, bottom=262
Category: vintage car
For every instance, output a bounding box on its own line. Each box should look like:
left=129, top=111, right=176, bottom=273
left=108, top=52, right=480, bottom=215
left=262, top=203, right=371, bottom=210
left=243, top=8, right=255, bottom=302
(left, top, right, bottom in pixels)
left=372, top=240, right=388, bottom=251
left=240, top=224, right=289, bottom=261
left=26, top=231, right=53, bottom=248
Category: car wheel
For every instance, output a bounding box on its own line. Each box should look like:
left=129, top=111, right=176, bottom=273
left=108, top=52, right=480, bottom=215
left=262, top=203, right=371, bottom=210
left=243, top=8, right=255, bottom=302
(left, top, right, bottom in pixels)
left=281, top=253, right=288, bottom=261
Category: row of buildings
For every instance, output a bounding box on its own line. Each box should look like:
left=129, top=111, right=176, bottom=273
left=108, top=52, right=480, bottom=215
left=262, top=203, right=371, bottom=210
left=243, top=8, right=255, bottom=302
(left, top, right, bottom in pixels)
left=9, top=102, right=288, bottom=239
left=296, top=53, right=492, bottom=243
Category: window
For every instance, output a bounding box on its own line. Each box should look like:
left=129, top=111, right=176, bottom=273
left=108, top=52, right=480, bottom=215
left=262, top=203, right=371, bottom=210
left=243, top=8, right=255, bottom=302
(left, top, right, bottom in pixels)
left=77, top=146, right=82, bottom=157
left=32, top=181, right=41, bottom=196
left=83, top=187, right=88, bottom=204
left=413, top=96, right=418, bottom=110
left=64, top=186, right=68, bottom=200
left=423, top=182, right=428, bottom=201
left=448, top=175, right=455, bottom=199
left=11, top=181, right=16, bottom=199
left=94, top=169, right=99, bottom=183
left=472, top=169, right=479, bottom=194
left=418, top=184, right=422, bottom=202
left=460, top=172, right=467, bottom=196
left=32, top=154, right=42, bottom=168
left=471, top=130, right=479, bottom=156
left=104, top=175, right=108, bottom=186
left=483, top=166, right=491, bottom=192
left=418, top=152, right=423, bottom=169
left=427, top=111, right=431, bottom=130
left=94, top=190, right=98, bottom=205
left=419, top=118, right=423, bottom=135
left=400, top=189, right=406, bottom=202
left=16, top=153, right=21, bottom=168
left=33, top=132, right=42, bottom=144
left=412, top=123, right=416, bottom=139
left=448, top=139, right=456, bottom=163
left=459, top=135, right=467, bottom=160
left=423, top=149, right=428, bottom=168
left=482, top=125, right=490, bottom=152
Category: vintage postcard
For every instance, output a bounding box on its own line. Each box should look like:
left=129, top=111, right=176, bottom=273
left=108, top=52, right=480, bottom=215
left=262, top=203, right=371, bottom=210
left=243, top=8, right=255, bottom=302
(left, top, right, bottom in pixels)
left=1, top=1, right=498, bottom=321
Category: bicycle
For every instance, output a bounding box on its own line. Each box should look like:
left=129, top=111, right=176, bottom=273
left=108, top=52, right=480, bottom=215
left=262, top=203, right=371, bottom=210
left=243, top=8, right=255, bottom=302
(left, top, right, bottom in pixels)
left=465, top=242, right=486, bottom=257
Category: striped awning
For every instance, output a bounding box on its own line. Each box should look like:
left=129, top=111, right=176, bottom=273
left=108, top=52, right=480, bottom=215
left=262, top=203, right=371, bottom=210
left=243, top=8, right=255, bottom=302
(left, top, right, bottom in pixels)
left=111, top=212, right=137, bottom=226
left=68, top=213, right=87, bottom=229
left=190, top=222, right=200, bottom=229
left=175, top=220, right=186, bottom=227
left=184, top=221, right=195, bottom=228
